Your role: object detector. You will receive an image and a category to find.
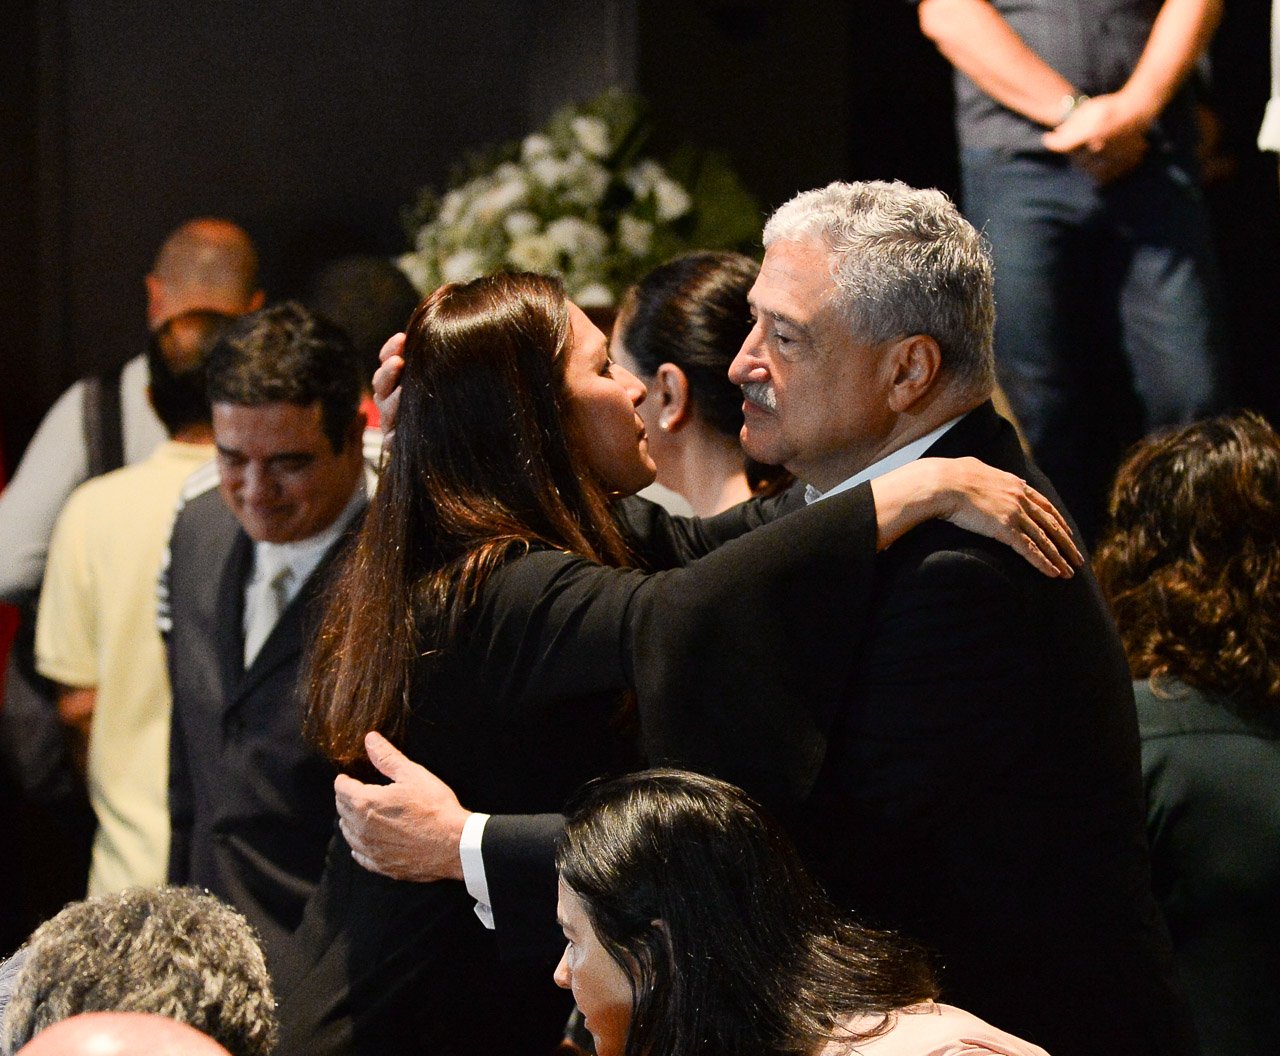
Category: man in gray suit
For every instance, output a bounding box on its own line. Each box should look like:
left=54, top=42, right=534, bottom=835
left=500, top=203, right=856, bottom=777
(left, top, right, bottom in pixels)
left=163, top=301, right=372, bottom=973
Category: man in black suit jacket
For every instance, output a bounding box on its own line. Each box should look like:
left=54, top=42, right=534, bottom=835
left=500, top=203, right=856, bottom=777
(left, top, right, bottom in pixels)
left=339, top=182, right=1194, bottom=1056
left=164, top=302, right=371, bottom=973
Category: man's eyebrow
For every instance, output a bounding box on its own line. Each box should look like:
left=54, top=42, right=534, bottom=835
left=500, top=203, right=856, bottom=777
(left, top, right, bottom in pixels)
left=760, top=307, right=809, bottom=335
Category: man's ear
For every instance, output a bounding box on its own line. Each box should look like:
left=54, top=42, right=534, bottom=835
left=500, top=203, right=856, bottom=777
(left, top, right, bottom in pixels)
left=144, top=274, right=167, bottom=330
left=654, top=364, right=691, bottom=434
left=886, top=335, right=942, bottom=412
left=247, top=288, right=267, bottom=312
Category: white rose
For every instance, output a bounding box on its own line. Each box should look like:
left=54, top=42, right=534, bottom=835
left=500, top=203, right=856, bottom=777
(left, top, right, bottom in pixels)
left=546, top=217, right=608, bottom=259
left=572, top=281, right=615, bottom=308
left=441, top=248, right=484, bottom=285
left=529, top=155, right=569, bottom=188
left=521, top=134, right=554, bottom=162
left=437, top=189, right=468, bottom=227
left=473, top=175, right=529, bottom=222
left=503, top=211, right=540, bottom=239
left=571, top=116, right=611, bottom=159
left=653, top=176, right=692, bottom=221
left=564, top=161, right=610, bottom=208
left=506, top=233, right=558, bottom=273
left=617, top=215, right=653, bottom=257
left=625, top=159, right=663, bottom=198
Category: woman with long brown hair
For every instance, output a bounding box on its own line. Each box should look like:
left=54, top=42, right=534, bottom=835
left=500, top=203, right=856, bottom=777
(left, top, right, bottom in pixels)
left=276, top=271, right=1076, bottom=1056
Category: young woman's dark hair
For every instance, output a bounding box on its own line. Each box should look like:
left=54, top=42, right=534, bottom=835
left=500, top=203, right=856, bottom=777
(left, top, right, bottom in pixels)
left=617, top=251, right=790, bottom=496
left=558, top=769, right=939, bottom=1056
left=618, top=252, right=758, bottom=440
left=305, top=272, right=633, bottom=764
left=1094, top=411, right=1280, bottom=712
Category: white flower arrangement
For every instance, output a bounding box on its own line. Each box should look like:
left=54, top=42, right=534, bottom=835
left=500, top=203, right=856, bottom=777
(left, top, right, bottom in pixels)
left=398, top=90, right=760, bottom=308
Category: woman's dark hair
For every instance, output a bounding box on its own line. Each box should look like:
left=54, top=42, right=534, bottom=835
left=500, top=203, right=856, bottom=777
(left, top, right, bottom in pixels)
left=1094, top=411, right=1280, bottom=712
left=305, top=272, right=634, bottom=764
left=617, top=252, right=789, bottom=496
left=558, top=769, right=938, bottom=1056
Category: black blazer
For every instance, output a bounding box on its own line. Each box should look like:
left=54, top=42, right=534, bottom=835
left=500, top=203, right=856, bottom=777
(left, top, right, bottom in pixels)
left=272, top=482, right=883, bottom=1056
left=488, top=403, right=1196, bottom=1056
left=165, top=488, right=348, bottom=971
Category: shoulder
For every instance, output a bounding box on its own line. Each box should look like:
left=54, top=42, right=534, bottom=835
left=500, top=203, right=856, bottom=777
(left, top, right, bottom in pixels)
left=480, top=547, right=641, bottom=612
left=827, top=1002, right=1050, bottom=1055
left=1136, top=678, right=1276, bottom=741
left=169, top=487, right=239, bottom=558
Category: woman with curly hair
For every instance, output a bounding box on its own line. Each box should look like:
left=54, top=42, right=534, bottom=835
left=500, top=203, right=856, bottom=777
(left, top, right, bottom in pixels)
left=556, top=769, right=1049, bottom=1056
left=1094, top=411, right=1280, bottom=1056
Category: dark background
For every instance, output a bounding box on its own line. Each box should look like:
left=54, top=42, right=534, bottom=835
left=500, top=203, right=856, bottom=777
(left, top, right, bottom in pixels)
left=2, top=0, right=1277, bottom=471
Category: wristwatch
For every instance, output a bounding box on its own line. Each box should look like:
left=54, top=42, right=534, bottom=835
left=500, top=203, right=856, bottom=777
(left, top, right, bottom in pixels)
left=1056, top=92, right=1091, bottom=126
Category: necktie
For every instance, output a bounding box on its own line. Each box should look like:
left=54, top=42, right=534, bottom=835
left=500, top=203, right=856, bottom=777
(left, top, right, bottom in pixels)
left=244, top=562, right=294, bottom=667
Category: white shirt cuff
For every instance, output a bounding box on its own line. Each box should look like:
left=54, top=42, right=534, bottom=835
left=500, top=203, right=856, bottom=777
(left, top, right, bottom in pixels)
left=1259, top=98, right=1280, bottom=152
left=460, top=811, right=494, bottom=929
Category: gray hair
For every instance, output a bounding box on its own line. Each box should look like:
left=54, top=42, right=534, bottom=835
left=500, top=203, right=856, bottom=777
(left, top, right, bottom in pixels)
left=0, top=888, right=277, bottom=1056
left=763, top=180, right=995, bottom=394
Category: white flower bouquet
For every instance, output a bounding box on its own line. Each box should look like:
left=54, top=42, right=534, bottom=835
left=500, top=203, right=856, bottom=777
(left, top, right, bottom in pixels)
left=398, top=90, right=760, bottom=308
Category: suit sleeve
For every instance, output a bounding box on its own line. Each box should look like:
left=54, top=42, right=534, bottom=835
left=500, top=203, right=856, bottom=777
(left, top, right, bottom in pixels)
left=474, top=482, right=881, bottom=953
left=164, top=515, right=193, bottom=884
left=627, top=482, right=880, bottom=809
left=166, top=682, right=194, bottom=884
left=614, top=488, right=798, bottom=570
left=482, top=813, right=567, bottom=963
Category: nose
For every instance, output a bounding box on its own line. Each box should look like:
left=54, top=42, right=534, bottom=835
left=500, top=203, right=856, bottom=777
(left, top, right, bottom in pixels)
left=728, top=328, right=768, bottom=386
left=614, top=363, right=647, bottom=408
left=241, top=463, right=276, bottom=505
left=553, top=946, right=572, bottom=990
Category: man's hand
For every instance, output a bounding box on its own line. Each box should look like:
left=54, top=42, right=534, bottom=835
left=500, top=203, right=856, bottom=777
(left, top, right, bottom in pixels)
left=1043, top=93, right=1150, bottom=184
left=334, top=730, right=470, bottom=882
left=372, top=333, right=406, bottom=438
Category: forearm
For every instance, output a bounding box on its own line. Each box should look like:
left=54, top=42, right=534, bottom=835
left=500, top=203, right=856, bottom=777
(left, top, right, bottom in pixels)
left=870, top=462, right=942, bottom=551
left=1116, top=0, right=1222, bottom=127
left=918, top=0, right=1077, bottom=127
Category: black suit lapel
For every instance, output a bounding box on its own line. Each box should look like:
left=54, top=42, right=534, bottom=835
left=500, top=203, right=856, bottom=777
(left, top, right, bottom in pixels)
left=216, top=531, right=254, bottom=711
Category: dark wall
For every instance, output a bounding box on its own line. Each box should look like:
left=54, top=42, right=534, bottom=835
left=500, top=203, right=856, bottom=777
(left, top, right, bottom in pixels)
left=3, top=0, right=1276, bottom=472
left=0, top=0, right=635, bottom=470
left=0, top=2, right=43, bottom=469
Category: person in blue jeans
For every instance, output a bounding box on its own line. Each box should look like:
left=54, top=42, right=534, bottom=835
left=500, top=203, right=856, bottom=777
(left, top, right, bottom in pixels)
left=918, top=0, right=1233, bottom=541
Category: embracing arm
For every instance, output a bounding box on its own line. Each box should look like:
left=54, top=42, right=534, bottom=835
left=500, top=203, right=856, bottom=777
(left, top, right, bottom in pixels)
left=331, top=460, right=1077, bottom=892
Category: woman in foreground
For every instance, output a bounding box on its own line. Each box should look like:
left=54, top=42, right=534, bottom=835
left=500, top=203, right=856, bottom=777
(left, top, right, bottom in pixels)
left=1094, top=412, right=1280, bottom=1056
left=557, top=769, right=1051, bottom=1056
left=277, top=272, right=1077, bottom=1055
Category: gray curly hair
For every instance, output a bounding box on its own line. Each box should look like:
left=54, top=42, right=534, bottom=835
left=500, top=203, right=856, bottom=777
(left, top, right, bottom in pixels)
left=763, top=180, right=996, bottom=395
left=0, top=887, right=277, bottom=1056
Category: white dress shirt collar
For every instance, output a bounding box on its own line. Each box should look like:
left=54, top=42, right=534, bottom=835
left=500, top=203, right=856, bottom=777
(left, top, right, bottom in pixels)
left=803, top=413, right=967, bottom=506
left=247, top=481, right=367, bottom=611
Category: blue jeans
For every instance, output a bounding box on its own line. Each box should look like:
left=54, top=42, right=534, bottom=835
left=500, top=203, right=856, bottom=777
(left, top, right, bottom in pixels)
left=961, top=148, right=1232, bottom=541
